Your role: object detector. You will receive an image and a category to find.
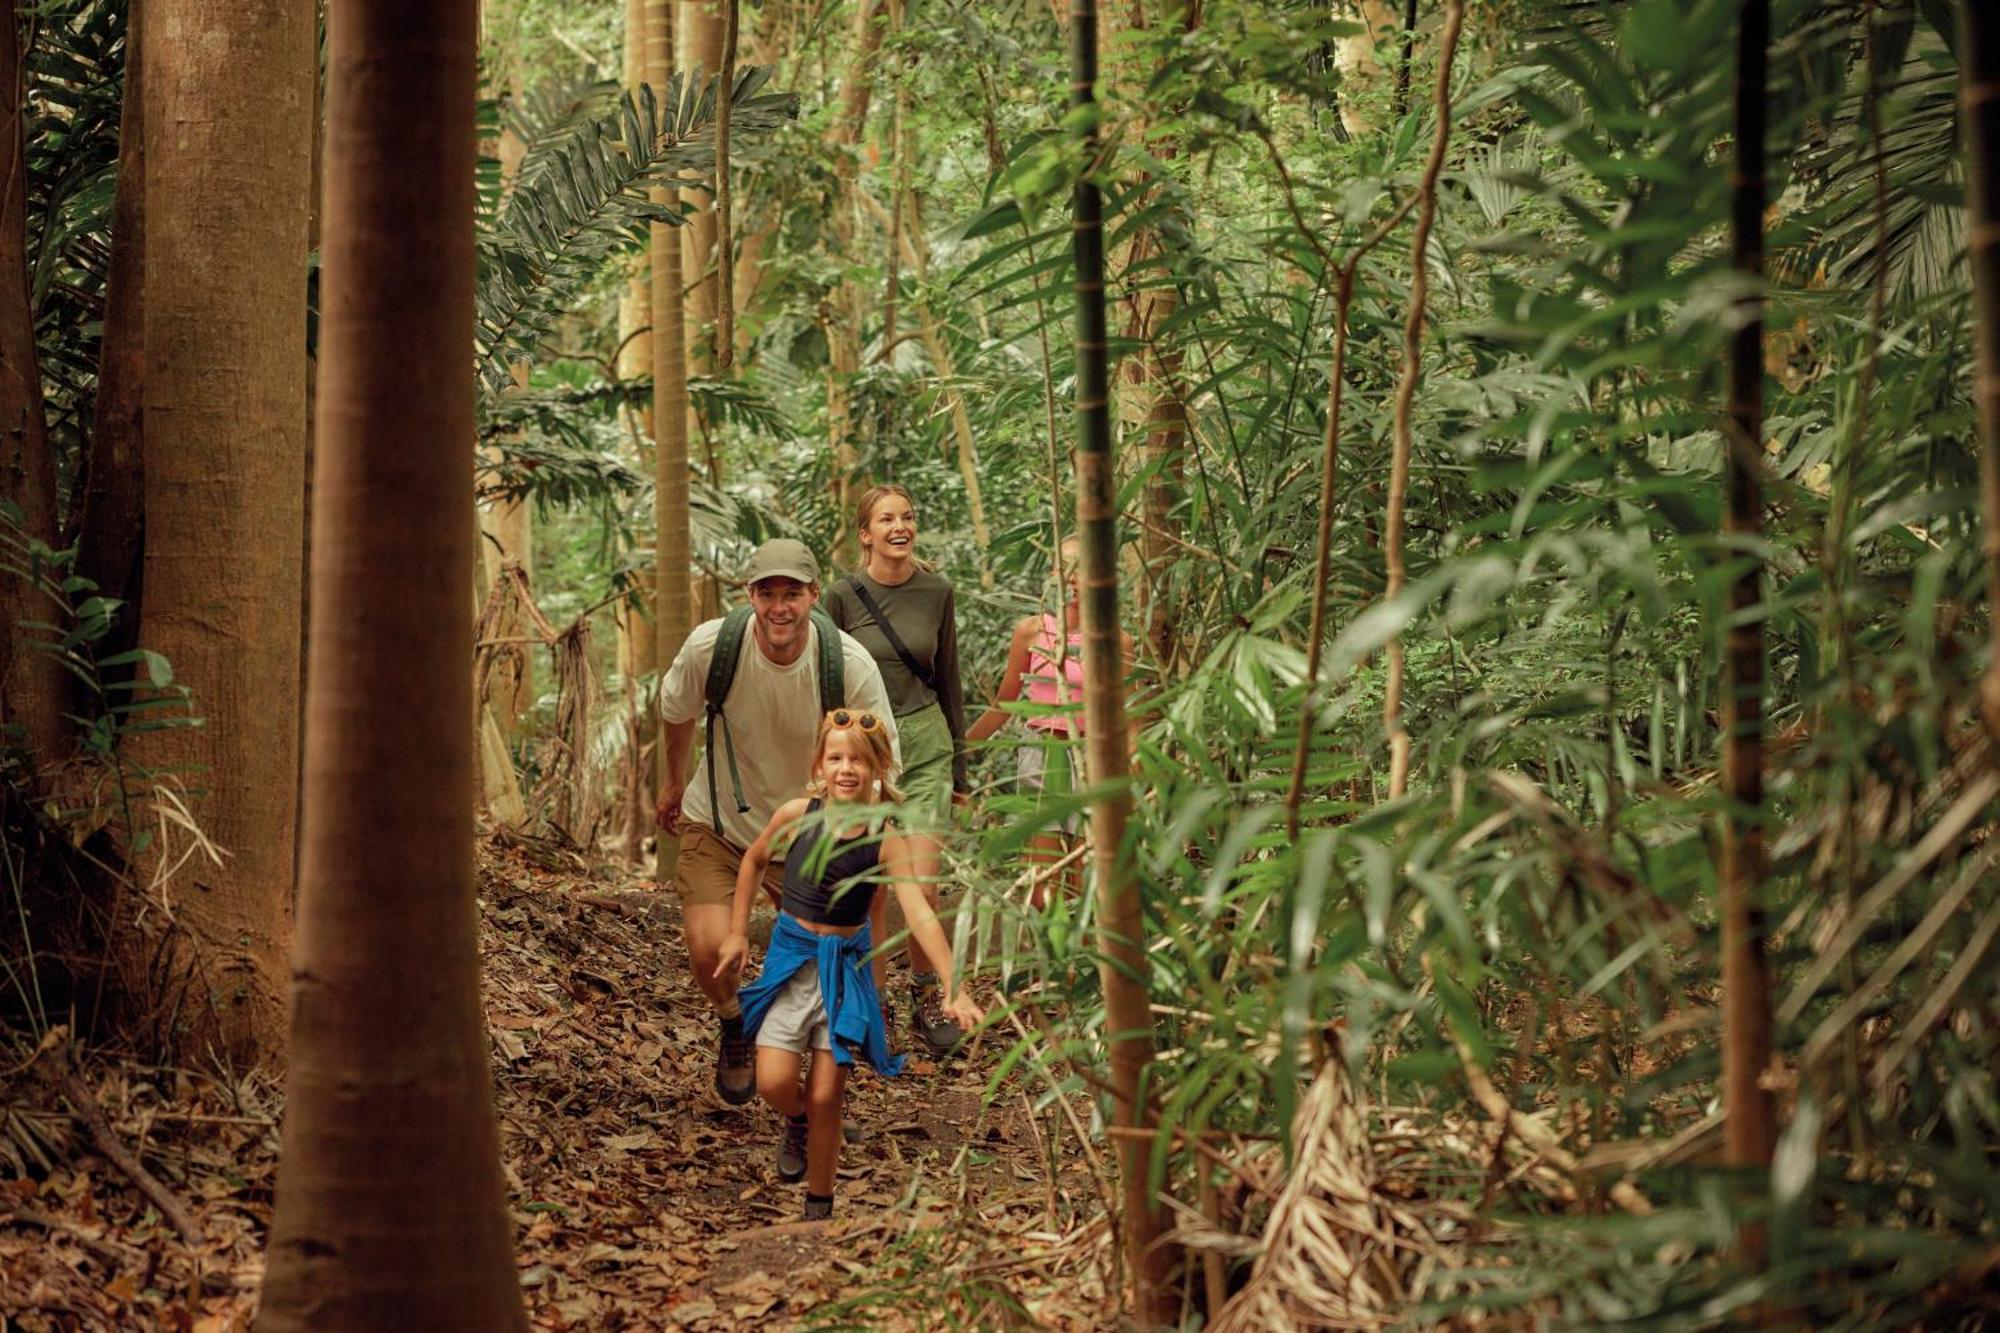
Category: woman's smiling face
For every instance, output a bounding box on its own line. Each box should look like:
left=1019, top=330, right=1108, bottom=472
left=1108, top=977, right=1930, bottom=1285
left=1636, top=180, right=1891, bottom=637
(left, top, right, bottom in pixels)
left=861, top=492, right=917, bottom=564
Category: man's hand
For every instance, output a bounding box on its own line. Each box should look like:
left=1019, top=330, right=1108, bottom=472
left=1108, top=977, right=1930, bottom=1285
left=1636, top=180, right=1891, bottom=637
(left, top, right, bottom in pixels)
left=943, top=991, right=985, bottom=1030
left=654, top=775, right=686, bottom=833
left=714, top=933, right=750, bottom=982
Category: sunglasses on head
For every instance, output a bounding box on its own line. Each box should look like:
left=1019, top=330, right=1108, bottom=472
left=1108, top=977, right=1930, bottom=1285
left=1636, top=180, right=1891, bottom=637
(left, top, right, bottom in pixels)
left=828, top=709, right=882, bottom=732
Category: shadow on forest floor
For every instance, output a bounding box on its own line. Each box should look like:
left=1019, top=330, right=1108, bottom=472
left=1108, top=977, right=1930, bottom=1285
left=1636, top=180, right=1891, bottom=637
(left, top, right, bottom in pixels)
left=0, top=831, right=1113, bottom=1330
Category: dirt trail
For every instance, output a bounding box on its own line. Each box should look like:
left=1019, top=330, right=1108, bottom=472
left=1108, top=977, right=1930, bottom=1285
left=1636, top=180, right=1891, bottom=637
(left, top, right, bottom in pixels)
left=0, top=835, right=1111, bottom=1330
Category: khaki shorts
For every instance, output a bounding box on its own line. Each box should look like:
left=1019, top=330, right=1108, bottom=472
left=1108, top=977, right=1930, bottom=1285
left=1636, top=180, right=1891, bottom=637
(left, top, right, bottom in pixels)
left=675, top=823, right=785, bottom=910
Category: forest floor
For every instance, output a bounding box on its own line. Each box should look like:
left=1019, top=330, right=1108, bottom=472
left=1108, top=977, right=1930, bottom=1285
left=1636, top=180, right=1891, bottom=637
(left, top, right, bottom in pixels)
left=0, top=832, right=1114, bottom=1331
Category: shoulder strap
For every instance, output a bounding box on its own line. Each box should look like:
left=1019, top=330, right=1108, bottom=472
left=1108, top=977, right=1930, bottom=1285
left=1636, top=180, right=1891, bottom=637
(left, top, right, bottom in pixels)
left=845, top=576, right=936, bottom=694
left=703, top=607, right=757, bottom=831
left=810, top=606, right=844, bottom=714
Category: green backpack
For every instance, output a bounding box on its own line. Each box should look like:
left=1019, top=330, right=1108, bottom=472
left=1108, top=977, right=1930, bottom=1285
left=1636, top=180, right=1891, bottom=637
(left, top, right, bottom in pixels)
left=702, top=604, right=845, bottom=834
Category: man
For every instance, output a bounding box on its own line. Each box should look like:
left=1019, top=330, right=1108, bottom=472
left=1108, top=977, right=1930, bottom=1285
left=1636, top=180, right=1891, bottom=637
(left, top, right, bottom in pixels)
left=656, top=538, right=899, bottom=1103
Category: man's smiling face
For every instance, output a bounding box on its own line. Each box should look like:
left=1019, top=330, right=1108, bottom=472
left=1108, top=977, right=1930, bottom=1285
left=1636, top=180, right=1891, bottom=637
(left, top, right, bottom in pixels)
left=749, top=577, right=818, bottom=657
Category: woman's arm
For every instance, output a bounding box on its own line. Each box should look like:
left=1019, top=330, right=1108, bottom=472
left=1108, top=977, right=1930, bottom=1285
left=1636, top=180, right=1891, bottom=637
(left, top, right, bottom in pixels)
left=881, top=832, right=984, bottom=1028
left=965, top=616, right=1038, bottom=745
left=714, top=797, right=807, bottom=980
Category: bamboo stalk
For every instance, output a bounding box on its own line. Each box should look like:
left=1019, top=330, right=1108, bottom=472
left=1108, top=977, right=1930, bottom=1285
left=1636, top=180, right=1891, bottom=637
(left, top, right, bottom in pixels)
left=1965, top=2, right=2000, bottom=739
left=1721, top=0, right=1777, bottom=1230
left=1070, top=0, right=1172, bottom=1318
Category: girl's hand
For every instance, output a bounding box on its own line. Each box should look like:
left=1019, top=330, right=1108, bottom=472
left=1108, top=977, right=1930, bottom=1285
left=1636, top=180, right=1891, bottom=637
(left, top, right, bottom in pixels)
left=943, top=991, right=985, bottom=1030
left=714, top=933, right=750, bottom=982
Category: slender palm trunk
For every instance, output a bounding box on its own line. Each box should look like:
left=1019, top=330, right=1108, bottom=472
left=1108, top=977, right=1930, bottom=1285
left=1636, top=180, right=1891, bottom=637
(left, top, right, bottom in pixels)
left=257, top=4, right=525, bottom=1327
left=651, top=0, right=695, bottom=881
left=1721, top=0, right=1776, bottom=1204
left=680, top=0, right=724, bottom=390
left=133, top=0, right=313, bottom=1060
left=0, top=0, right=64, bottom=763
left=714, top=0, right=740, bottom=370
left=1965, top=3, right=2000, bottom=739
left=1072, top=0, right=1170, bottom=1318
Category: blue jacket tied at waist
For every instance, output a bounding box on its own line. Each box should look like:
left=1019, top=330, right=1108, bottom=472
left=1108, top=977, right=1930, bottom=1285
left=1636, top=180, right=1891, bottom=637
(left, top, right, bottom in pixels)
left=739, top=912, right=905, bottom=1076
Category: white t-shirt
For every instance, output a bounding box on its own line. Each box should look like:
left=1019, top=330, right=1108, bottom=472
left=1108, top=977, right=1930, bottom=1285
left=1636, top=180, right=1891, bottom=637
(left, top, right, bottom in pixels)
left=660, top=615, right=900, bottom=848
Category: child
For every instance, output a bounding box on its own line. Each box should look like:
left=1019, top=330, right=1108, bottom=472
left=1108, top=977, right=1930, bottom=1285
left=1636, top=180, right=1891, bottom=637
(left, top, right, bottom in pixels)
left=714, top=708, right=983, bottom=1220
left=966, top=536, right=1136, bottom=906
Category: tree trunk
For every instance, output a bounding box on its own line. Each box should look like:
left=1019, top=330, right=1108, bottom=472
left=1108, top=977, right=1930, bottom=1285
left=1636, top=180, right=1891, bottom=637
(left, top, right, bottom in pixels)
left=73, top=0, right=146, bottom=666
left=481, top=116, right=535, bottom=736
left=822, top=0, right=890, bottom=556
left=257, top=3, right=526, bottom=1326
left=1071, top=0, right=1171, bottom=1318
left=131, top=0, right=313, bottom=1062
left=680, top=0, right=724, bottom=390
left=651, top=0, right=695, bottom=882
left=1965, top=3, right=2000, bottom=740
left=1721, top=0, right=1776, bottom=1212
left=0, top=0, right=65, bottom=764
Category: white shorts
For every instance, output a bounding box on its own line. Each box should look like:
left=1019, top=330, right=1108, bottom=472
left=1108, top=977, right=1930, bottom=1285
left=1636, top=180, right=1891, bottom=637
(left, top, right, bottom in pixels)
left=754, top=967, right=832, bottom=1053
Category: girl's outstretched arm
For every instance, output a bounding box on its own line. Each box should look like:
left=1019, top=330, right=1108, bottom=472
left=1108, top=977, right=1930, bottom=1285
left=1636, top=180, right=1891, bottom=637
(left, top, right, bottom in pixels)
left=881, top=831, right=984, bottom=1029
left=714, top=797, right=809, bottom=982
left=965, top=616, right=1038, bottom=745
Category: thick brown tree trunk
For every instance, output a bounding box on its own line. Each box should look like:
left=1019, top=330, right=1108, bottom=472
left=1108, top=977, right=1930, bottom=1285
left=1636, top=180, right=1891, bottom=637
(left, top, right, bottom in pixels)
left=131, top=0, right=313, bottom=1061
left=1965, top=3, right=2000, bottom=739
left=1721, top=0, right=1777, bottom=1217
left=0, top=0, right=65, bottom=763
left=256, top=3, right=526, bottom=1327
left=1072, top=0, right=1172, bottom=1318
left=651, top=0, right=695, bottom=881
left=74, top=0, right=146, bottom=654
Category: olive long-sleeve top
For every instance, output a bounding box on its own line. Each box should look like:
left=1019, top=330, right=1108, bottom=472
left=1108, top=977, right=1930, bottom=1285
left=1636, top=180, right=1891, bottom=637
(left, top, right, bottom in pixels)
left=824, top=568, right=969, bottom=792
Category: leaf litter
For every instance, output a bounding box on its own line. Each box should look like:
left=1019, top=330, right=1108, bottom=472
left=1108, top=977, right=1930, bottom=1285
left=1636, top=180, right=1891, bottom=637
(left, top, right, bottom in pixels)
left=1, top=831, right=1115, bottom=1330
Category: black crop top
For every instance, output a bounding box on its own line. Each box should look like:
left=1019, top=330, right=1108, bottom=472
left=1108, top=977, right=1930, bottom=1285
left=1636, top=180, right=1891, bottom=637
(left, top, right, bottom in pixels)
left=780, top=799, right=887, bottom=928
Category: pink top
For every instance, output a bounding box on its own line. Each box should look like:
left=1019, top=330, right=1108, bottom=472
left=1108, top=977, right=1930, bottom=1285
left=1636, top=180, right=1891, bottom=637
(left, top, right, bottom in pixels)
left=1023, top=613, right=1086, bottom=735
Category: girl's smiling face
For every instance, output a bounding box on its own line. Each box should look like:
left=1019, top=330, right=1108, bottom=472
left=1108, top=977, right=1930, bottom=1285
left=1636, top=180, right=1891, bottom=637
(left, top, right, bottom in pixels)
left=818, top=727, right=878, bottom=803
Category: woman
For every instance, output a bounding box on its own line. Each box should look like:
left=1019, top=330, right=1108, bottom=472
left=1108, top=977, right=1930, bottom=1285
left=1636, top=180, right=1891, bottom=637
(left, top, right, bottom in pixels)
left=823, top=484, right=970, bottom=1056
left=965, top=535, right=1134, bottom=907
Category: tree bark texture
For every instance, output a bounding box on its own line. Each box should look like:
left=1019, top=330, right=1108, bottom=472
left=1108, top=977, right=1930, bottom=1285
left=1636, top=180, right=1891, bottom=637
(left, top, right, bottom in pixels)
left=1965, top=2, right=2000, bottom=739
left=1721, top=0, right=1777, bottom=1191
left=74, top=0, right=146, bottom=663
left=1072, top=0, right=1172, bottom=1319
left=257, top=3, right=527, bottom=1327
left=0, top=0, right=65, bottom=764
left=822, top=0, right=889, bottom=553
left=680, top=0, right=724, bottom=387
left=651, top=0, right=695, bottom=882
left=132, top=0, right=313, bottom=1061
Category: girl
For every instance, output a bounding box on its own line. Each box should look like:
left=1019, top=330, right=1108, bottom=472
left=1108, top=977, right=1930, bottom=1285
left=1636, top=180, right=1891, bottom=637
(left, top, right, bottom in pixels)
left=824, top=484, right=970, bottom=1055
left=966, top=536, right=1135, bottom=906
left=714, top=708, right=982, bottom=1220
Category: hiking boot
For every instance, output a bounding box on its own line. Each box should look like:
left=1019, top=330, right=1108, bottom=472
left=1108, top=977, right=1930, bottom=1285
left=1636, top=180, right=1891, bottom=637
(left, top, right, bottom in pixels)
left=715, top=1013, right=755, bottom=1105
left=908, top=976, right=964, bottom=1057
left=777, top=1114, right=808, bottom=1182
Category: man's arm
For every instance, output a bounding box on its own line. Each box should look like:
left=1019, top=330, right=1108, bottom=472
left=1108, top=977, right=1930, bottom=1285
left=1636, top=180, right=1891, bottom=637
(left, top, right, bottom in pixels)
left=654, top=717, right=696, bottom=832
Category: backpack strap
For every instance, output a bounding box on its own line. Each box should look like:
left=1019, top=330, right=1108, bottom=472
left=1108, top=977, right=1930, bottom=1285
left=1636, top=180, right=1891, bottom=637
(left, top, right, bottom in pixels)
left=844, top=576, right=937, bottom=695
left=703, top=606, right=756, bottom=833
left=810, top=606, right=844, bottom=714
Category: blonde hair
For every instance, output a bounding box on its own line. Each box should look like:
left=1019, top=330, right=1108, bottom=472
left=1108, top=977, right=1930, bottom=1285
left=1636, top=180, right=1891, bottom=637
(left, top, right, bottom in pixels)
left=804, top=709, right=904, bottom=805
